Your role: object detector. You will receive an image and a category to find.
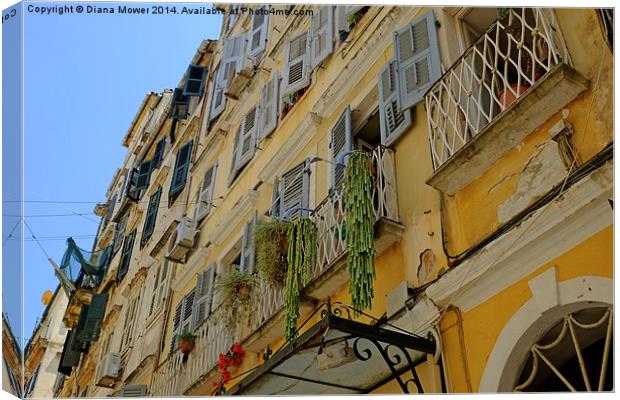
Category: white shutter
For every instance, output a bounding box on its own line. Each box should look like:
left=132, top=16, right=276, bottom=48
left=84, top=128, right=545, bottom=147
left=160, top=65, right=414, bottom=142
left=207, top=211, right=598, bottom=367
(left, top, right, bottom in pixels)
left=239, top=212, right=258, bottom=275
left=235, top=106, right=258, bottom=170
left=280, top=161, right=310, bottom=220
left=345, top=5, right=364, bottom=19
left=192, top=266, right=215, bottom=328
left=282, top=31, right=310, bottom=96
left=310, top=6, right=334, bottom=68
left=258, top=72, right=279, bottom=140
left=222, top=34, right=246, bottom=85
left=248, top=7, right=269, bottom=59
left=209, top=67, right=227, bottom=121
left=229, top=126, right=242, bottom=183
left=182, top=290, right=195, bottom=332
left=378, top=60, right=413, bottom=146
left=330, top=107, right=353, bottom=189
left=194, top=162, right=218, bottom=223
left=394, top=10, right=442, bottom=109
left=170, top=300, right=183, bottom=351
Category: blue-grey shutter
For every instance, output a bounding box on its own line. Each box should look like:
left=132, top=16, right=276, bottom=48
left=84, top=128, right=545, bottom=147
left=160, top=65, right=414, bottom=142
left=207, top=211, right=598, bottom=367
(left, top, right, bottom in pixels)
left=141, top=187, right=162, bottom=247
left=117, top=229, right=136, bottom=281
left=258, top=72, right=279, bottom=140
left=72, top=305, right=90, bottom=352
left=151, top=138, right=166, bottom=170
left=248, top=7, right=269, bottom=60
left=120, top=384, right=148, bottom=397
left=394, top=10, right=442, bottom=110
left=170, top=88, right=190, bottom=120
left=310, top=6, right=334, bottom=69
left=170, top=140, right=193, bottom=198
left=80, top=293, right=109, bottom=342
left=330, top=107, right=352, bottom=189
left=280, top=160, right=310, bottom=220
left=113, top=213, right=128, bottom=254
left=183, top=65, right=207, bottom=97
left=58, top=330, right=81, bottom=375
left=282, top=31, right=310, bottom=96
left=126, top=167, right=140, bottom=202
left=378, top=60, right=413, bottom=146
left=240, top=212, right=258, bottom=274
left=135, top=160, right=151, bottom=191
left=235, top=106, right=258, bottom=170
left=192, top=266, right=216, bottom=328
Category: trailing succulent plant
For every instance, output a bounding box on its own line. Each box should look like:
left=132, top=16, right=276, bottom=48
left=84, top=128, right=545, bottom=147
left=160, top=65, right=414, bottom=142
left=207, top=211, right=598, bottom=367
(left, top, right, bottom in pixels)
left=214, top=269, right=258, bottom=334
left=344, top=151, right=376, bottom=315
left=284, top=217, right=316, bottom=342
left=254, top=220, right=289, bottom=288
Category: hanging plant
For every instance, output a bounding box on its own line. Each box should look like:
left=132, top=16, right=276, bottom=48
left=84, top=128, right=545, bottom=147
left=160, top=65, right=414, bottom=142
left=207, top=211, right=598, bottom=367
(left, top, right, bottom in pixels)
left=254, top=220, right=289, bottom=288
left=284, top=217, right=316, bottom=342
left=344, top=151, right=376, bottom=315
left=214, top=270, right=258, bottom=334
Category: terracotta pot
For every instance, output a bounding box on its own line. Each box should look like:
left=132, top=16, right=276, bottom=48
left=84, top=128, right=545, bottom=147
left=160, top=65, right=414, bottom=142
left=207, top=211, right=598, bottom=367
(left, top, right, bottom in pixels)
left=236, top=284, right=251, bottom=300
left=498, top=83, right=530, bottom=109
left=179, top=339, right=195, bottom=354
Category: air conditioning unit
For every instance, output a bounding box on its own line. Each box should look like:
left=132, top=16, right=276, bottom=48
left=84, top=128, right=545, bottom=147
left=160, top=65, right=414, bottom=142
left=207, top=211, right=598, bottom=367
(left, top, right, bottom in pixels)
left=95, top=352, right=121, bottom=388
left=165, top=217, right=195, bottom=263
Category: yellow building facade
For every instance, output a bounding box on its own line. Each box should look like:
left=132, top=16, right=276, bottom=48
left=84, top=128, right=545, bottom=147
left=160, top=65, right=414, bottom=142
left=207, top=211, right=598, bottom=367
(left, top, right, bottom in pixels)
left=55, top=5, right=613, bottom=396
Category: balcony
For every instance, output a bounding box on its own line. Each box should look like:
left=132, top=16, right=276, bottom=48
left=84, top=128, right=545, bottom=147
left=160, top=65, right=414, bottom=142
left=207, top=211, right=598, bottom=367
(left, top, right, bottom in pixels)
left=151, top=146, right=401, bottom=396
left=425, top=8, right=588, bottom=195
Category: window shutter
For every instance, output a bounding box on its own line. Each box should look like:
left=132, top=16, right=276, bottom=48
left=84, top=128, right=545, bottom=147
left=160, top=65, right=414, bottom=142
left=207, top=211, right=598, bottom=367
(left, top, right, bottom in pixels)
left=113, top=213, right=128, bottom=254
left=151, top=138, right=166, bottom=170
left=135, top=159, right=151, bottom=191
left=258, top=72, right=279, bottom=140
left=170, top=300, right=183, bottom=352
left=235, top=106, right=258, bottom=170
left=170, top=88, right=190, bottom=120
left=120, top=385, right=148, bottom=397
left=58, top=330, right=81, bottom=375
left=182, top=290, right=195, bottom=332
left=80, top=293, right=109, bottom=342
left=72, top=305, right=90, bottom=352
left=345, top=5, right=364, bottom=19
left=126, top=167, right=140, bottom=202
left=183, top=65, right=207, bottom=97
left=394, top=10, right=441, bottom=110
left=240, top=212, right=258, bottom=274
left=248, top=8, right=269, bottom=59
left=271, top=176, right=281, bottom=218
left=378, top=60, right=413, bottom=146
left=229, top=126, right=242, bottom=183
left=330, top=106, right=353, bottom=189
left=209, top=67, right=227, bottom=121
left=117, top=229, right=136, bottom=281
left=282, top=32, right=310, bottom=96
left=170, top=140, right=193, bottom=198
left=280, top=160, right=310, bottom=220
left=141, top=187, right=162, bottom=247
left=104, top=194, right=116, bottom=226
left=221, top=34, right=246, bottom=85
left=192, top=266, right=216, bottom=328
left=195, top=163, right=218, bottom=223
left=310, top=6, right=334, bottom=69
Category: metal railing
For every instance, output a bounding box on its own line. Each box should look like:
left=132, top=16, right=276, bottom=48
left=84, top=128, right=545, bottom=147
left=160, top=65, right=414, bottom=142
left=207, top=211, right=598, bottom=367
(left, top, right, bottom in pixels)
left=425, top=8, right=569, bottom=170
left=151, top=146, right=399, bottom=396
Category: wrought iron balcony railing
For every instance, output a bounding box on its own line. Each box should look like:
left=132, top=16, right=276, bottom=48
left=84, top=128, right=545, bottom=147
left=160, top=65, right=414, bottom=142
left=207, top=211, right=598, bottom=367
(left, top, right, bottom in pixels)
left=151, top=146, right=399, bottom=396
left=425, top=8, right=569, bottom=171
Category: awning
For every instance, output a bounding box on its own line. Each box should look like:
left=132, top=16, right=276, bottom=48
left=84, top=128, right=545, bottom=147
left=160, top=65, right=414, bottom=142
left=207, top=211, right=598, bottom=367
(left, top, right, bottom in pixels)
left=226, top=303, right=436, bottom=395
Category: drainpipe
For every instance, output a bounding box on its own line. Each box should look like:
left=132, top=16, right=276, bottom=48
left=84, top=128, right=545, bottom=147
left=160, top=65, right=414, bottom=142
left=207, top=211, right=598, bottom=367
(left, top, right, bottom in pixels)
left=445, top=305, right=473, bottom=392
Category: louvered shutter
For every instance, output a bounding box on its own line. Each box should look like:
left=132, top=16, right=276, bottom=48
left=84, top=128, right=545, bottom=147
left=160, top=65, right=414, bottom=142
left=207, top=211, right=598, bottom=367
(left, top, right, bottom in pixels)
left=135, top=160, right=151, bottom=191
left=280, top=161, right=310, bottom=220
left=195, top=163, right=218, bottom=223
left=345, top=5, right=364, bottom=18
left=335, top=6, right=348, bottom=34
left=209, top=67, right=227, bottom=121
left=240, top=212, right=257, bottom=274
left=120, top=384, right=148, bottom=397
left=80, top=293, right=109, bottom=342
left=113, top=213, right=128, bottom=254
left=271, top=176, right=281, bottom=218
left=192, top=266, right=216, bottom=328
left=104, top=194, right=116, bottom=226
left=58, top=330, right=81, bottom=374
left=394, top=10, right=442, bottom=110
left=170, top=141, right=193, bottom=198
left=229, top=126, right=242, bottom=182
left=117, top=229, right=136, bottom=280
left=72, top=305, right=90, bottom=352
left=141, top=187, right=162, bottom=247
left=170, top=300, right=183, bottom=352
left=183, top=65, right=207, bottom=96
left=126, top=167, right=140, bottom=202
left=151, top=138, right=166, bottom=170
left=378, top=60, right=413, bottom=146
left=258, top=72, right=279, bottom=140
left=170, top=88, right=190, bottom=120
left=248, top=7, right=269, bottom=59
left=330, top=107, right=353, bottom=189
left=282, top=32, right=310, bottom=96
left=310, top=6, right=334, bottom=68
left=222, top=34, right=246, bottom=84
left=235, top=106, right=258, bottom=170
left=182, top=290, right=195, bottom=333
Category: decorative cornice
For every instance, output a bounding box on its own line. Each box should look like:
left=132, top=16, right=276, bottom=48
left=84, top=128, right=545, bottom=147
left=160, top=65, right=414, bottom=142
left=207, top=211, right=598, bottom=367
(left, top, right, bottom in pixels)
left=171, top=246, right=212, bottom=292
left=211, top=189, right=259, bottom=245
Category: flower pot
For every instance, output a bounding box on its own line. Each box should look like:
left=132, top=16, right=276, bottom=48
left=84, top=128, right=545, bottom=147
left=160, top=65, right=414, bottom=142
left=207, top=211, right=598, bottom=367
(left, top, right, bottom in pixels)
left=498, top=83, right=530, bottom=109
left=179, top=339, right=195, bottom=354
left=236, top=284, right=251, bottom=300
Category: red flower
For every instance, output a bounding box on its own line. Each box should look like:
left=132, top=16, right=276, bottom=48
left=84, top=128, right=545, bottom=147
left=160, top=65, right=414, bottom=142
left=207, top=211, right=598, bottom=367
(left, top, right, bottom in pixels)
left=212, top=381, right=220, bottom=388
left=231, top=343, right=244, bottom=354
left=218, top=354, right=227, bottom=369
left=221, top=369, right=232, bottom=382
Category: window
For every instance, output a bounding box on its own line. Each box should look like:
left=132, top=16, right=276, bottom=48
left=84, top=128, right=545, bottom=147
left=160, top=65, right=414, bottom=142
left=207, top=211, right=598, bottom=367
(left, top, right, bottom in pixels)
left=183, top=65, right=208, bottom=97
left=141, top=187, right=162, bottom=247
left=151, top=138, right=166, bottom=170
left=135, top=159, right=152, bottom=191
left=79, top=293, right=108, bottom=342
left=169, top=140, right=193, bottom=205
left=121, top=292, right=141, bottom=351
left=170, top=88, right=190, bottom=120
left=209, top=66, right=227, bottom=121
left=103, top=193, right=117, bottom=227
left=378, top=60, right=413, bottom=146
left=191, top=266, right=216, bottom=328
left=274, top=160, right=311, bottom=220
left=330, top=107, right=352, bottom=189
left=117, top=229, right=136, bottom=281
left=58, top=330, right=81, bottom=375
left=170, top=290, right=195, bottom=352
left=125, top=166, right=141, bottom=202
left=235, top=106, right=258, bottom=169
left=282, top=31, right=310, bottom=96
left=98, top=331, right=113, bottom=362
left=240, top=212, right=257, bottom=275
left=148, top=260, right=170, bottom=317
left=248, top=7, right=269, bottom=61
left=394, top=11, right=442, bottom=109
left=193, top=162, right=218, bottom=224
left=113, top=213, right=128, bottom=254
left=310, top=6, right=334, bottom=68
left=258, top=72, right=279, bottom=140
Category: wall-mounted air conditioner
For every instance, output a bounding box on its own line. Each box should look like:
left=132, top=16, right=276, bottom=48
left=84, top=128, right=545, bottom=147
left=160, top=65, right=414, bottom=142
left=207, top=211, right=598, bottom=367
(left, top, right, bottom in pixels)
left=95, top=352, right=121, bottom=388
left=165, top=217, right=195, bottom=263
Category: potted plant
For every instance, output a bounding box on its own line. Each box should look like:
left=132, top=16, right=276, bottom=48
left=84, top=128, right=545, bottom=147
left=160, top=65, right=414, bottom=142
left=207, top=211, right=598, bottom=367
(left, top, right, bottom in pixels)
left=339, top=29, right=349, bottom=44
left=214, top=270, right=258, bottom=333
left=211, top=343, right=246, bottom=394
left=254, top=220, right=289, bottom=288
left=178, top=330, right=197, bottom=355
left=347, top=11, right=362, bottom=30
left=281, top=100, right=290, bottom=119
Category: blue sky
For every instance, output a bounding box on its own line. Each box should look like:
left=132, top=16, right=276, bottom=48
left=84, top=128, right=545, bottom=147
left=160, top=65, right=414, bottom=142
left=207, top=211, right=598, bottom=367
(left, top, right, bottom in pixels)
left=10, top=1, right=221, bottom=346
